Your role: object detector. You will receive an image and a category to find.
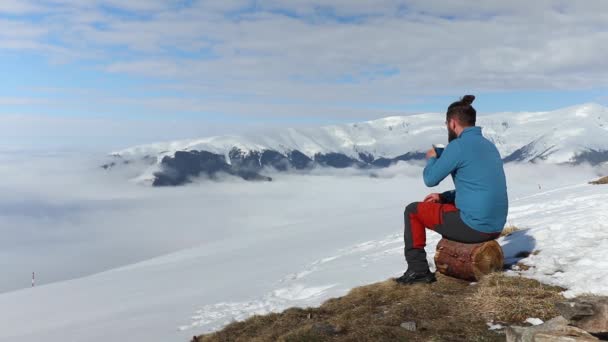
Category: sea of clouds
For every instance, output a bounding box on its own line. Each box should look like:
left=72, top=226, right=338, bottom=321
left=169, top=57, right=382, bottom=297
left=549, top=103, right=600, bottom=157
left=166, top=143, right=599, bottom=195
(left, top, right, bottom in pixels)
left=0, top=150, right=604, bottom=293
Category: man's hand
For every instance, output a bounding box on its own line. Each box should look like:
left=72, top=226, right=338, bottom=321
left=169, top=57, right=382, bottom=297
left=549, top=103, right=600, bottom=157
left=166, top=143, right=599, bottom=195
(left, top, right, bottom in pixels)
left=426, top=148, right=437, bottom=160
left=423, top=193, right=442, bottom=203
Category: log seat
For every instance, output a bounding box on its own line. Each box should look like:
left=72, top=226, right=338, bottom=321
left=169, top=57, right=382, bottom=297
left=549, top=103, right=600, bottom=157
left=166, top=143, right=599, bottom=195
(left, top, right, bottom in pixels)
left=434, top=238, right=504, bottom=281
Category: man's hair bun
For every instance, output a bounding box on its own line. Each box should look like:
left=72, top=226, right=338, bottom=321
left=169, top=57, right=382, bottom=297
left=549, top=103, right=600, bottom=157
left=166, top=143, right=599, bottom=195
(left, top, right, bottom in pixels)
left=447, top=95, right=477, bottom=126
left=461, top=95, right=475, bottom=105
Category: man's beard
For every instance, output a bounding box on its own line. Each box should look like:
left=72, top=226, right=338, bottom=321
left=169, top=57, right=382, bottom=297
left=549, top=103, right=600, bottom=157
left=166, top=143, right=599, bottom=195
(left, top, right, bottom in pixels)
left=448, top=127, right=458, bottom=142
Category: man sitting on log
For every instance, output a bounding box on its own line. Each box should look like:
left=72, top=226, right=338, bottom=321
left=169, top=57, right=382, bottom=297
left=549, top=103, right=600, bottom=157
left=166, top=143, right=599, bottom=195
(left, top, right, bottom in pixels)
left=396, top=95, right=509, bottom=285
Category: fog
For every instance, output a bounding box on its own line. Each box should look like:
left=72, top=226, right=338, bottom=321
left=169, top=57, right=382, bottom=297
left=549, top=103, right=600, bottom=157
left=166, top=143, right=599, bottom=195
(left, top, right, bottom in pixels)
left=0, top=151, right=603, bottom=293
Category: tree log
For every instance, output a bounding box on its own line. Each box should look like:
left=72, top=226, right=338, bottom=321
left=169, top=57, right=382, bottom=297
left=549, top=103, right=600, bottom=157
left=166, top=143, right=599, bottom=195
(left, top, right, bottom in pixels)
left=434, top=238, right=504, bottom=281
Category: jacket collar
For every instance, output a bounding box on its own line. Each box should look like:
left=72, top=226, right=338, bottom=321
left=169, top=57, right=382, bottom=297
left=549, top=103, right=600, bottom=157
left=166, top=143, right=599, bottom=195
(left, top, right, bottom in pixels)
left=458, top=126, right=481, bottom=138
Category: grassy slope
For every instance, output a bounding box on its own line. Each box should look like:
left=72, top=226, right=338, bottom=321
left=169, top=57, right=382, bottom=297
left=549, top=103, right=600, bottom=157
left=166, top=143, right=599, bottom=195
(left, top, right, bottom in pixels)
left=193, top=273, right=564, bottom=342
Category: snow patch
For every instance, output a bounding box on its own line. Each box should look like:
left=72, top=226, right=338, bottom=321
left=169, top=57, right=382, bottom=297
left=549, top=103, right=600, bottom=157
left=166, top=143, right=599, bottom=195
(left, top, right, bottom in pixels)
left=179, top=283, right=336, bottom=333
left=524, top=317, right=544, bottom=326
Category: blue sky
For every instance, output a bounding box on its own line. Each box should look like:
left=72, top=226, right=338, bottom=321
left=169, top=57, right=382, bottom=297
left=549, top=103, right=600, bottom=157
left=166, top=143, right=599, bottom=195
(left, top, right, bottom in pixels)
left=1, top=0, right=608, bottom=149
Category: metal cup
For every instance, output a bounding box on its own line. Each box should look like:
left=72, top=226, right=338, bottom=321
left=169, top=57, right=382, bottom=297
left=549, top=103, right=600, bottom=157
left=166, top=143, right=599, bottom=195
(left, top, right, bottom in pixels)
left=433, top=144, right=445, bottom=158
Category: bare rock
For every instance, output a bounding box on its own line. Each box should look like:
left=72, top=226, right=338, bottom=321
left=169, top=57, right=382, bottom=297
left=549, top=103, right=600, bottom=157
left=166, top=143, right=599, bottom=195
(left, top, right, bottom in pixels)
left=534, top=329, right=599, bottom=341
left=400, top=321, right=417, bottom=332
left=505, top=316, right=597, bottom=342
left=506, top=325, right=527, bottom=342
left=556, top=300, right=595, bottom=320
left=556, top=296, right=608, bottom=334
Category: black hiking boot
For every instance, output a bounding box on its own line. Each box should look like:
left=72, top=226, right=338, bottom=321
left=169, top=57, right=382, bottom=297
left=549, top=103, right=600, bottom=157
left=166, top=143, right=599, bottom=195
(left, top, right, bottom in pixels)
left=395, top=269, right=436, bottom=285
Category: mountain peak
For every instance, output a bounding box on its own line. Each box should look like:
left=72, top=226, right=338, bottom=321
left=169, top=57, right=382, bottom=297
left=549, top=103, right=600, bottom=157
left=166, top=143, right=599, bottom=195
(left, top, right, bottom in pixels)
left=555, top=102, right=607, bottom=117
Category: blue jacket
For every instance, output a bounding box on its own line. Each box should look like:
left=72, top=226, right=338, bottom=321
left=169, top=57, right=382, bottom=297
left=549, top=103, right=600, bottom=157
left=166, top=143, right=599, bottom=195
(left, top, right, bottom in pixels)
left=423, top=126, right=508, bottom=233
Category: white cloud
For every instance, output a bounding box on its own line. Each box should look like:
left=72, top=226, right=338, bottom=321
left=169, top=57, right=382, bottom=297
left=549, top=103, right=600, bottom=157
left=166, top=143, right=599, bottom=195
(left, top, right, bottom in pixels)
left=0, top=0, right=45, bottom=14
left=2, top=0, right=608, bottom=122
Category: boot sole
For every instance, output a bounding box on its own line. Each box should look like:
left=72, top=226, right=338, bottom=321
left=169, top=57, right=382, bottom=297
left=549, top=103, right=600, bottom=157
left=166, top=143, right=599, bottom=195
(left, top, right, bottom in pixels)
left=395, top=275, right=437, bottom=285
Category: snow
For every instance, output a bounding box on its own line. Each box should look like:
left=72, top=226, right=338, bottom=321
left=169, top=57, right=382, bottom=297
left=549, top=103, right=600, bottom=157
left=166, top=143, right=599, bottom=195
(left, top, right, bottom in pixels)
left=0, top=161, right=606, bottom=341
left=502, top=182, right=608, bottom=298
left=0, top=162, right=453, bottom=341
left=524, top=318, right=544, bottom=326
left=487, top=322, right=504, bottom=330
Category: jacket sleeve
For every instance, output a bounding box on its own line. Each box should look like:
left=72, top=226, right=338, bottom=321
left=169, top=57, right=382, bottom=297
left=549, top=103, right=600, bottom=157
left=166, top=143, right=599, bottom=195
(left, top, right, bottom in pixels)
left=440, top=190, right=456, bottom=203
left=423, top=141, right=461, bottom=187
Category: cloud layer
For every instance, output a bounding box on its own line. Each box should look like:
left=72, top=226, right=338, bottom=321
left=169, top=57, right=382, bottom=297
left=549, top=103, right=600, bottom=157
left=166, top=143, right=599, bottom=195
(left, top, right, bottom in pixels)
left=0, top=149, right=603, bottom=293
left=2, top=0, right=608, bottom=123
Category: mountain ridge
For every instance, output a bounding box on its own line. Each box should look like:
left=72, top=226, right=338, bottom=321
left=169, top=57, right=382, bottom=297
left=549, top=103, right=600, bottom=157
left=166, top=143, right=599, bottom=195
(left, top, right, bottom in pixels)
left=105, top=103, right=608, bottom=186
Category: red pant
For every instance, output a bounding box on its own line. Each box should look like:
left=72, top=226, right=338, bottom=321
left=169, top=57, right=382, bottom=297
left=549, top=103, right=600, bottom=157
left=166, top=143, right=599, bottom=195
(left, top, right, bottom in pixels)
left=405, top=202, right=458, bottom=249
left=403, top=201, right=499, bottom=272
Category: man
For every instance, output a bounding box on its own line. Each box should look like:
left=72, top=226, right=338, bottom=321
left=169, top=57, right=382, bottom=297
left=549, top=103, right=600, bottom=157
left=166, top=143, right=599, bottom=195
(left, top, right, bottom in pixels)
left=396, top=95, right=508, bottom=285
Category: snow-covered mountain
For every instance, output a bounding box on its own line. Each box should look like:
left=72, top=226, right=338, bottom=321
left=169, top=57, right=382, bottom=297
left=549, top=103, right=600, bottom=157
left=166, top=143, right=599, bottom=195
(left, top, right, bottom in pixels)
left=106, top=103, right=608, bottom=185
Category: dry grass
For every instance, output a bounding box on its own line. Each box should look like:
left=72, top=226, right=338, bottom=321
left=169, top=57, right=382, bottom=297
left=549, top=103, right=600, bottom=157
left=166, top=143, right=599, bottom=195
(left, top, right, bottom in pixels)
left=193, top=273, right=565, bottom=342
left=469, top=273, right=563, bottom=323
left=500, top=225, right=520, bottom=237
left=589, top=175, right=608, bottom=185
